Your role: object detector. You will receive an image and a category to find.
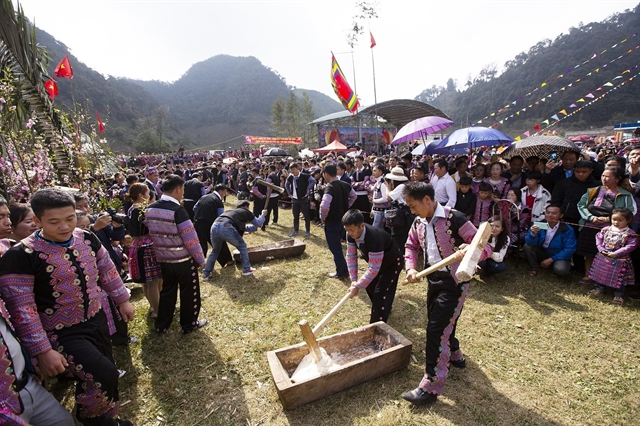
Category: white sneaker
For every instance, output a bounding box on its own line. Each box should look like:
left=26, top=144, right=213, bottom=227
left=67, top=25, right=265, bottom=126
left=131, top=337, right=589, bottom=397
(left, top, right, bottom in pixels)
left=242, top=267, right=257, bottom=276
left=118, top=369, right=126, bottom=379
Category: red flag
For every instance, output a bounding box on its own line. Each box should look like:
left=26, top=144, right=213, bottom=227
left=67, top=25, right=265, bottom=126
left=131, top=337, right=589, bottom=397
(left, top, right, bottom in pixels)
left=96, top=111, right=105, bottom=134
left=44, top=79, right=58, bottom=99
left=370, top=32, right=376, bottom=48
left=533, top=124, right=541, bottom=130
left=331, top=54, right=359, bottom=113
left=54, top=55, right=73, bottom=79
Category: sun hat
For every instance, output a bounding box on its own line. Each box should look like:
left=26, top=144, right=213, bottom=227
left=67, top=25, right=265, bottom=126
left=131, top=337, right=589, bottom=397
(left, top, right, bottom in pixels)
left=385, top=166, right=409, bottom=182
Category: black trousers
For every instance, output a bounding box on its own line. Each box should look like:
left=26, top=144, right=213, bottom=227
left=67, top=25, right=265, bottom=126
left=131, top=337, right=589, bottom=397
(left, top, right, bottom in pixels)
left=419, top=274, right=468, bottom=395
left=106, top=297, right=129, bottom=346
left=265, top=196, right=279, bottom=225
left=365, top=252, right=403, bottom=323
left=183, top=200, right=196, bottom=221
left=352, top=194, right=372, bottom=224
left=156, top=259, right=201, bottom=333
left=291, top=198, right=311, bottom=233
left=51, top=310, right=121, bottom=426
left=195, top=222, right=233, bottom=264
left=253, top=197, right=266, bottom=218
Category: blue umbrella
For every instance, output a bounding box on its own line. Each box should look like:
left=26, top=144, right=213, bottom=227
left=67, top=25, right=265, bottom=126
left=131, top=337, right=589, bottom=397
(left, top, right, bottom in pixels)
left=411, top=140, right=449, bottom=156
left=436, top=126, right=513, bottom=154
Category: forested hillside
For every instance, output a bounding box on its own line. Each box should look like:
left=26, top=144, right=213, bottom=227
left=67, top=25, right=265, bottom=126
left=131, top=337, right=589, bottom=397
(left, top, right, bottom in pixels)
left=417, top=4, right=640, bottom=135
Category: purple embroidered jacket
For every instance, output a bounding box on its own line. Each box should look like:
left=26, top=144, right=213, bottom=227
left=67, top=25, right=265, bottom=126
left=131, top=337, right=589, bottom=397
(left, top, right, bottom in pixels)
left=0, top=230, right=130, bottom=358
left=405, top=207, right=492, bottom=284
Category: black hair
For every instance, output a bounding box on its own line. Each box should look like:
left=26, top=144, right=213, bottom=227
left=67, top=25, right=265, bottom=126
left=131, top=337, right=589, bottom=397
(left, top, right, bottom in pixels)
left=401, top=152, right=413, bottom=161
left=603, top=166, right=624, bottom=181
left=0, top=196, right=7, bottom=208
left=9, top=203, right=32, bottom=227
left=611, top=207, right=633, bottom=224
left=30, top=188, right=76, bottom=219
left=214, top=184, right=227, bottom=192
left=337, top=162, right=346, bottom=171
left=574, top=160, right=593, bottom=169
left=606, top=155, right=626, bottom=169
left=126, top=174, right=139, bottom=185
left=509, top=155, right=524, bottom=163
left=488, top=215, right=509, bottom=252
left=251, top=168, right=260, bottom=174
left=341, top=209, right=364, bottom=226
left=323, top=164, right=337, bottom=177
left=478, top=182, right=493, bottom=192
left=402, top=181, right=435, bottom=201
left=73, top=193, right=89, bottom=203
left=372, top=164, right=385, bottom=173
left=455, top=158, right=467, bottom=167
left=508, top=187, right=522, bottom=204
left=459, top=176, right=473, bottom=186
left=526, top=171, right=543, bottom=181
left=355, top=155, right=365, bottom=161
left=192, top=172, right=202, bottom=179
left=434, top=159, right=448, bottom=169
left=546, top=203, right=564, bottom=213
left=161, top=174, right=185, bottom=193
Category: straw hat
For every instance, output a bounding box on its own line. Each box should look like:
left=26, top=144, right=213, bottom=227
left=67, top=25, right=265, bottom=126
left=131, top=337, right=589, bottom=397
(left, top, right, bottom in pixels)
left=385, top=167, right=408, bottom=182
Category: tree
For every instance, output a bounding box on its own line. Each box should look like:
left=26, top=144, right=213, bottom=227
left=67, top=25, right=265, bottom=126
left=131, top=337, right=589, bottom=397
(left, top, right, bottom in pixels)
left=346, top=1, right=379, bottom=48
left=285, top=91, right=301, bottom=136
left=271, top=95, right=285, bottom=137
left=301, top=92, right=315, bottom=146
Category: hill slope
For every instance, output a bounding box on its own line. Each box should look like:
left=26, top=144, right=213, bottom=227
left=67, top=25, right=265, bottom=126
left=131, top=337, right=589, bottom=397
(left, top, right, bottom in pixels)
left=417, top=4, right=640, bottom=135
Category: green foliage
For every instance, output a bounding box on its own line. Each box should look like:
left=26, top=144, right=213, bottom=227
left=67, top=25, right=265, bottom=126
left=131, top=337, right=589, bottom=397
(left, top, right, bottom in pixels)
left=271, top=95, right=285, bottom=137
left=418, top=5, right=640, bottom=133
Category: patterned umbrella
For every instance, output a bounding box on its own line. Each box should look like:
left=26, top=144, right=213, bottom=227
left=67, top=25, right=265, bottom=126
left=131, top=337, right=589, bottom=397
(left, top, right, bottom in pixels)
left=392, top=116, right=454, bottom=145
left=500, top=136, right=581, bottom=160
left=435, top=126, right=513, bottom=154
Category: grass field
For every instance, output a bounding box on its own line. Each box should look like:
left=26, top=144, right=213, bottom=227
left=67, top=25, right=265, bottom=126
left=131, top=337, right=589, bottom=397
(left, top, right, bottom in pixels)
left=52, top=196, right=640, bottom=425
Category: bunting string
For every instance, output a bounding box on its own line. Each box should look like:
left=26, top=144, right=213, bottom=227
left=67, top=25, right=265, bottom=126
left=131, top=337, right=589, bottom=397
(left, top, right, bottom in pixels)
left=475, top=31, right=638, bottom=125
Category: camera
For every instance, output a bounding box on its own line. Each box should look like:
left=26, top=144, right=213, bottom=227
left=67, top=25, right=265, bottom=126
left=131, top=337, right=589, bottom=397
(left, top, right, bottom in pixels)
left=105, top=207, right=127, bottom=225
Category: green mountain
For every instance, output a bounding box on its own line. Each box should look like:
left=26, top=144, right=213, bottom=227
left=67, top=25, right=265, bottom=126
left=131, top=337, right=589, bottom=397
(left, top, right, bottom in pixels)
left=34, top=29, right=343, bottom=153
left=416, top=3, right=640, bottom=135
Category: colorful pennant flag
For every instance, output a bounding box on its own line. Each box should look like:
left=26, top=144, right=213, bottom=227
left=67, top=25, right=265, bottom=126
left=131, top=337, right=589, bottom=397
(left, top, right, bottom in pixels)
left=331, top=54, right=359, bottom=114
left=551, top=114, right=559, bottom=121
left=44, top=79, right=58, bottom=99
left=370, top=32, right=376, bottom=48
left=54, top=55, right=73, bottom=79
left=96, top=111, right=105, bottom=134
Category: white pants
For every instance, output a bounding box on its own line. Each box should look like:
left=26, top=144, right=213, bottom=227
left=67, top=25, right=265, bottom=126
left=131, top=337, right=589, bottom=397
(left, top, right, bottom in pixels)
left=19, top=374, right=74, bottom=426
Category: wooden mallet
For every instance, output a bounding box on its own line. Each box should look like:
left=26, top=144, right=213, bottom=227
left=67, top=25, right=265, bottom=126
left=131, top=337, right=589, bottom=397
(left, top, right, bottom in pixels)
left=299, top=293, right=351, bottom=363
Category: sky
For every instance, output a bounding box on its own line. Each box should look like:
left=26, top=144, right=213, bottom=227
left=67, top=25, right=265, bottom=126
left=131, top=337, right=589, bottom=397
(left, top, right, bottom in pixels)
left=12, top=0, right=640, bottom=108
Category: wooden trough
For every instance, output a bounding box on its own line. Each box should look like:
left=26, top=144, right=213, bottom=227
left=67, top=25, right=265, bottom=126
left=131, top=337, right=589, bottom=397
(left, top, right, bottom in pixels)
left=232, top=238, right=305, bottom=263
left=266, top=321, right=412, bottom=410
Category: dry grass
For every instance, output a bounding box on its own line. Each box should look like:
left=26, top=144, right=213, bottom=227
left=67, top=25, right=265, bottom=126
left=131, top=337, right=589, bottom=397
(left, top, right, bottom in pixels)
left=53, top=195, right=640, bottom=425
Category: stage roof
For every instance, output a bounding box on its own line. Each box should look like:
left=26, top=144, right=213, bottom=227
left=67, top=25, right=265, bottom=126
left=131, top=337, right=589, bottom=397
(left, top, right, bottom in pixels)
left=310, top=99, right=451, bottom=128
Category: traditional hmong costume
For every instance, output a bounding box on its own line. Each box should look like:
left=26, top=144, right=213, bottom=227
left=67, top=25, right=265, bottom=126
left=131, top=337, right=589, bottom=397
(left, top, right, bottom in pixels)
left=346, top=224, right=403, bottom=323
left=405, top=206, right=491, bottom=397
left=128, top=204, right=162, bottom=284
left=588, top=226, right=637, bottom=289
left=472, top=197, right=492, bottom=227
left=484, top=177, right=511, bottom=199
left=0, top=230, right=129, bottom=426
left=144, top=196, right=205, bottom=334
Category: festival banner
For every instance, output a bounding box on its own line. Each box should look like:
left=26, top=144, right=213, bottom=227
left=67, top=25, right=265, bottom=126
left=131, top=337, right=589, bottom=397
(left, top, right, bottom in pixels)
left=244, top=136, right=302, bottom=145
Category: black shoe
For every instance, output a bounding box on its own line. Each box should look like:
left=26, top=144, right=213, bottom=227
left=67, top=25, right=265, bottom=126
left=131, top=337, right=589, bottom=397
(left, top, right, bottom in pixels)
left=450, top=357, right=466, bottom=369
left=328, top=272, right=346, bottom=279
left=401, top=387, right=437, bottom=405
left=116, top=420, right=133, bottom=426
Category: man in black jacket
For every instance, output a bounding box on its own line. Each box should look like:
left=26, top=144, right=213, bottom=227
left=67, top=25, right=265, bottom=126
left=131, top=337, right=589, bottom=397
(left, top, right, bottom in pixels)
left=285, top=163, right=315, bottom=237
left=343, top=209, right=402, bottom=323
left=193, top=185, right=233, bottom=267
left=542, top=150, right=579, bottom=193
left=550, top=160, right=596, bottom=274
left=183, top=172, right=205, bottom=220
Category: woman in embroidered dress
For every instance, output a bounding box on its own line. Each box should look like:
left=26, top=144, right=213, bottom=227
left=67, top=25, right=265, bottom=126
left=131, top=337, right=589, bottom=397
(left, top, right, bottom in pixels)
left=471, top=163, right=487, bottom=194
left=588, top=208, right=637, bottom=305
left=577, top=166, right=636, bottom=285
left=484, top=161, right=511, bottom=201
left=126, top=183, right=163, bottom=317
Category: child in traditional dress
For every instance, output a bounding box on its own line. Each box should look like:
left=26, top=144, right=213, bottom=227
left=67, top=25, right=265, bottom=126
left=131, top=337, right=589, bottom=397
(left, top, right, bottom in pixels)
left=588, top=208, right=637, bottom=305
left=472, top=182, right=493, bottom=227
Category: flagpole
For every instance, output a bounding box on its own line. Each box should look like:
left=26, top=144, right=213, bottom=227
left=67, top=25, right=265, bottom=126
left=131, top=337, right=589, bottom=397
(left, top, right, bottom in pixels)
left=370, top=31, right=379, bottom=155
left=351, top=50, right=362, bottom=149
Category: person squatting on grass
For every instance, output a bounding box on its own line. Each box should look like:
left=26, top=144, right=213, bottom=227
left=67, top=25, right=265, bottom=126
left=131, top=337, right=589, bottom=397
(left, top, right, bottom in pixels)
left=342, top=209, right=403, bottom=323
left=587, top=207, right=637, bottom=305
left=477, top=216, right=510, bottom=280
left=523, top=204, right=577, bottom=278
left=0, top=189, right=134, bottom=426
left=401, top=181, right=492, bottom=406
